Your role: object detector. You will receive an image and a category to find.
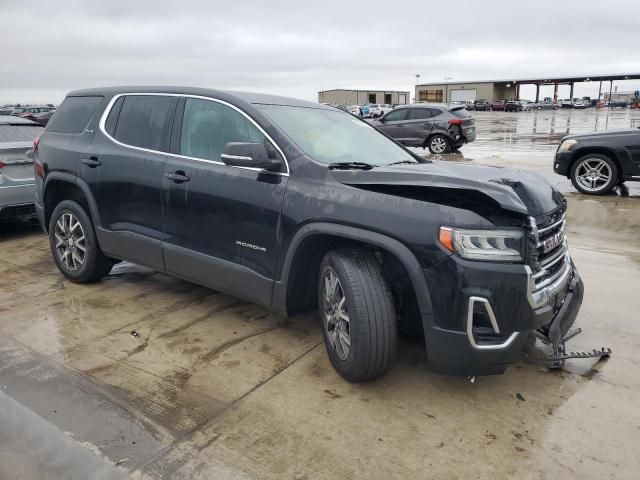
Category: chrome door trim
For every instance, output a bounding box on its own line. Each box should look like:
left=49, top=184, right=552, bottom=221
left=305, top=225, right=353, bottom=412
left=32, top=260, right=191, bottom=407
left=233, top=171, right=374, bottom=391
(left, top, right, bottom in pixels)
left=97, top=92, right=290, bottom=176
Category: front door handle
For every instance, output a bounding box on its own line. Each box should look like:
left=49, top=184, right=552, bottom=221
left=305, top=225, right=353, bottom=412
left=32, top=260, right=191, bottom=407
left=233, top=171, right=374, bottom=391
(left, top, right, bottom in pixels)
left=81, top=156, right=101, bottom=168
left=165, top=171, right=190, bottom=183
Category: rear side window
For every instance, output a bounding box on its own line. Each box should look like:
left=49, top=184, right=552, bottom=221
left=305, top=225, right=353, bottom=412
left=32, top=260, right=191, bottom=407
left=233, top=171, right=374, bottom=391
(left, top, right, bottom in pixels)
left=46, top=96, right=103, bottom=133
left=408, top=108, right=434, bottom=120
left=179, top=98, right=268, bottom=162
left=113, top=95, right=177, bottom=152
left=450, top=107, right=473, bottom=118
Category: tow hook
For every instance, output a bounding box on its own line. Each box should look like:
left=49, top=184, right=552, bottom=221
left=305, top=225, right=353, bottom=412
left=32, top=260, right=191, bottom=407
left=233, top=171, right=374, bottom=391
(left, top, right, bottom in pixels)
left=532, top=328, right=612, bottom=369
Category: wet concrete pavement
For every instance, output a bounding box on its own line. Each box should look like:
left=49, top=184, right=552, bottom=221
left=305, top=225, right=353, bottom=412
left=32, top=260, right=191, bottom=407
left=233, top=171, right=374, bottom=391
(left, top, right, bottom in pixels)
left=0, top=109, right=639, bottom=479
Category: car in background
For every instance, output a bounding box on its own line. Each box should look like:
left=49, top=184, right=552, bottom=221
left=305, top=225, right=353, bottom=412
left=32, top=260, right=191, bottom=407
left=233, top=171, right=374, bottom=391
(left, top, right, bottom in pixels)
left=368, top=103, right=476, bottom=154
left=369, top=104, right=393, bottom=117
left=505, top=100, right=521, bottom=112
left=560, top=99, right=574, bottom=109
left=347, top=105, right=363, bottom=116
left=572, top=100, right=588, bottom=109
left=474, top=99, right=490, bottom=111
left=534, top=101, right=558, bottom=110
left=519, top=100, right=533, bottom=111
left=22, top=110, right=55, bottom=126
left=0, top=116, right=44, bottom=220
left=554, top=129, right=640, bottom=195
left=490, top=100, right=506, bottom=111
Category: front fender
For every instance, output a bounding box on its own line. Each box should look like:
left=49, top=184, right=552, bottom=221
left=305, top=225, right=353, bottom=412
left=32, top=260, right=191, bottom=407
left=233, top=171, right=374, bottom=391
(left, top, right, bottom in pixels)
left=271, top=222, right=436, bottom=334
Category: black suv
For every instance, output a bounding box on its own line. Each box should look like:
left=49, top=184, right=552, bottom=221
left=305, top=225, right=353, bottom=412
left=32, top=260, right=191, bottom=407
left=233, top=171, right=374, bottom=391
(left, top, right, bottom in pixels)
left=34, top=87, right=583, bottom=382
left=554, top=129, right=640, bottom=195
left=368, top=104, right=476, bottom=154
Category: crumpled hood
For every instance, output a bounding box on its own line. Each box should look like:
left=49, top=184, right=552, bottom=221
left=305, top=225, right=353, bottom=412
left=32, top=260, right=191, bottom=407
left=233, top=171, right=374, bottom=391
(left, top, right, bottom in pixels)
left=330, top=161, right=566, bottom=217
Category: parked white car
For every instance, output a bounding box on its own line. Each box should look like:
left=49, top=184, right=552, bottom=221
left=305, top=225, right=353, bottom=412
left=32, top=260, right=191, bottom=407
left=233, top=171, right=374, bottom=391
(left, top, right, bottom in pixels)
left=347, top=105, right=363, bottom=116
left=369, top=104, right=393, bottom=117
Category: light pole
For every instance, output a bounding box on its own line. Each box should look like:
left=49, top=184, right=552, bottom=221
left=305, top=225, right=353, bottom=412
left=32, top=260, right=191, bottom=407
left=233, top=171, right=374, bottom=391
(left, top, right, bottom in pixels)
left=415, top=74, right=420, bottom=103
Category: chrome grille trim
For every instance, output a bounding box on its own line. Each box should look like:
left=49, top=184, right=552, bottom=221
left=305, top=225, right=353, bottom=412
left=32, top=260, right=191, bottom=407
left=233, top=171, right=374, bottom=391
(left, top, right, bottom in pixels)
left=537, top=214, right=566, bottom=235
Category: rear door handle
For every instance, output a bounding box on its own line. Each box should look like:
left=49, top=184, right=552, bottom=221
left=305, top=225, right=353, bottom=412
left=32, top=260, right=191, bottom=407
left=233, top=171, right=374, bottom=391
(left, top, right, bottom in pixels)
left=81, top=156, right=101, bottom=168
left=165, top=171, right=190, bottom=183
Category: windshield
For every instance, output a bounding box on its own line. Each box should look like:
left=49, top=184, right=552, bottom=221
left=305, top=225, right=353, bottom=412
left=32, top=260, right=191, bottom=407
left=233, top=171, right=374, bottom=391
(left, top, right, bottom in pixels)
left=256, top=105, right=416, bottom=166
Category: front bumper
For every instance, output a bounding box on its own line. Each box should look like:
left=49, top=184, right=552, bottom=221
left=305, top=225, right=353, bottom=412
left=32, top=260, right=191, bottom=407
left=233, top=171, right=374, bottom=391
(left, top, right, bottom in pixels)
left=554, top=150, right=573, bottom=176
left=422, top=254, right=583, bottom=376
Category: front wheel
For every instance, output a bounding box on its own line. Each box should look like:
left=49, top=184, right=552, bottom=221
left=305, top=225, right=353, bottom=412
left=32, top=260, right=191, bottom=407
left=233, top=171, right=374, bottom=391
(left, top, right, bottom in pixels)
left=427, top=134, right=451, bottom=154
left=318, top=248, right=397, bottom=382
left=570, top=153, right=618, bottom=195
left=49, top=200, right=114, bottom=282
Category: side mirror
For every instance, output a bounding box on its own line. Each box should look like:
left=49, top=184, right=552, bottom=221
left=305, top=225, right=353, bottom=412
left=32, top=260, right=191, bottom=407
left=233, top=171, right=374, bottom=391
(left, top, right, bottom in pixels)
left=221, top=142, right=282, bottom=172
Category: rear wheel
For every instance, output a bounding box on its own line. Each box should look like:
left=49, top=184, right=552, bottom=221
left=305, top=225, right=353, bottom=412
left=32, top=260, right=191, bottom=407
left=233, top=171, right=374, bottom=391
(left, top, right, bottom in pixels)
left=318, top=248, right=397, bottom=382
left=49, top=200, right=114, bottom=282
left=427, top=134, right=451, bottom=154
left=570, top=153, right=618, bottom=195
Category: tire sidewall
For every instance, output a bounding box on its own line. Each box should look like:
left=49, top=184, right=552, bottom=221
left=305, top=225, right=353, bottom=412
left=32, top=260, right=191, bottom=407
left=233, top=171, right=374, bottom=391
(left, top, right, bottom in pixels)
left=49, top=200, right=101, bottom=282
left=318, top=253, right=362, bottom=378
left=570, top=154, right=618, bottom=195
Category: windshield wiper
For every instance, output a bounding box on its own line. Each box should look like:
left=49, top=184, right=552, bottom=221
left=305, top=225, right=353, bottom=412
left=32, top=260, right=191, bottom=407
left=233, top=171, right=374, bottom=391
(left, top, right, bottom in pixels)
left=387, top=160, right=418, bottom=166
left=328, top=162, right=375, bottom=170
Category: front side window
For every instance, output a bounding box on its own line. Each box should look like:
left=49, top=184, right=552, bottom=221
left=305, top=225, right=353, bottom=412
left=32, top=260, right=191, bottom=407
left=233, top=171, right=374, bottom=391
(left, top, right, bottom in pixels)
left=257, top=105, right=415, bottom=166
left=383, top=109, right=407, bottom=122
left=179, top=98, right=267, bottom=162
left=113, top=95, right=177, bottom=152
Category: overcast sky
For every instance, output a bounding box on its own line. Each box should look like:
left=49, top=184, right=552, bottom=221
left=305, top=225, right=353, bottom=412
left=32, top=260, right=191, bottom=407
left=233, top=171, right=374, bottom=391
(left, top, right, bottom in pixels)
left=2, top=0, right=639, bottom=104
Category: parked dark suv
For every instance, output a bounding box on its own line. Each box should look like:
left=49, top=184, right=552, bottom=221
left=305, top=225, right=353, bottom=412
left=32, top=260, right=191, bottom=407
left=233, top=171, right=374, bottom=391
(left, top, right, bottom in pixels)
left=368, top=104, right=476, bottom=154
left=554, top=129, right=640, bottom=194
left=34, top=87, right=583, bottom=382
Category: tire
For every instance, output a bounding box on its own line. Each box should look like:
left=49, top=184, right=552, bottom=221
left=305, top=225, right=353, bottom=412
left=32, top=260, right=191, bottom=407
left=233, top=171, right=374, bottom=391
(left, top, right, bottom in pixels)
left=569, top=153, right=618, bottom=195
left=318, top=248, right=397, bottom=382
left=48, top=200, right=114, bottom=282
left=427, top=134, right=451, bottom=154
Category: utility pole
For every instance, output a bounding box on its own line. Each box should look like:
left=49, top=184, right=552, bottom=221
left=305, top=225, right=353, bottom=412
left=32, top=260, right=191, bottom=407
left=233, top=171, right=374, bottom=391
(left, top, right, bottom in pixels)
left=415, top=74, right=420, bottom=103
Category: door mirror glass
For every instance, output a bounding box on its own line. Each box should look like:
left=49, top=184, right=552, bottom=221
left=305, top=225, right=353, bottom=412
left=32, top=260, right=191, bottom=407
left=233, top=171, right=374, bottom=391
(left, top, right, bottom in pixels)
left=221, top=142, right=282, bottom=171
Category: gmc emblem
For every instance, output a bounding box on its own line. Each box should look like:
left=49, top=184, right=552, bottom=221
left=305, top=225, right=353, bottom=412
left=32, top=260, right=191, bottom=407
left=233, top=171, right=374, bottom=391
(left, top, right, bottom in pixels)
left=543, top=231, right=565, bottom=253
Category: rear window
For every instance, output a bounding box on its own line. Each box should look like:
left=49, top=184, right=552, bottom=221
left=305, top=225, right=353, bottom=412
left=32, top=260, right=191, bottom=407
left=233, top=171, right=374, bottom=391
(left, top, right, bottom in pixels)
left=112, top=95, right=177, bottom=152
left=450, top=107, right=473, bottom=118
left=46, top=96, right=103, bottom=133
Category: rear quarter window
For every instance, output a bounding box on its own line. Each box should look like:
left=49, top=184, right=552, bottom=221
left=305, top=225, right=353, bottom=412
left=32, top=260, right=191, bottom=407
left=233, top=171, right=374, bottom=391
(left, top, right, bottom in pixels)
left=46, top=96, right=103, bottom=133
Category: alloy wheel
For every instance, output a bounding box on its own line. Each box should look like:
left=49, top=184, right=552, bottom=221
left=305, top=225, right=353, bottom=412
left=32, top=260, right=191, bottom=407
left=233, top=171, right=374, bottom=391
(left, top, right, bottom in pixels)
left=575, top=158, right=612, bottom=192
left=54, top=212, right=86, bottom=271
left=321, top=268, right=351, bottom=360
left=430, top=137, right=448, bottom=154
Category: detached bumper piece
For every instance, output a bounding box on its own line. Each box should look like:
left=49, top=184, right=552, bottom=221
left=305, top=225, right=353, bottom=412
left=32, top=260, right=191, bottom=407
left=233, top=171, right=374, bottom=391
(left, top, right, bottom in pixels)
left=533, top=327, right=611, bottom=369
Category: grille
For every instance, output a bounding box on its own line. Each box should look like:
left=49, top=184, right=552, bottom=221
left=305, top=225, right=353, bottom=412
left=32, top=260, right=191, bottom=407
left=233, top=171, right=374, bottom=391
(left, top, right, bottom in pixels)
left=532, top=211, right=569, bottom=289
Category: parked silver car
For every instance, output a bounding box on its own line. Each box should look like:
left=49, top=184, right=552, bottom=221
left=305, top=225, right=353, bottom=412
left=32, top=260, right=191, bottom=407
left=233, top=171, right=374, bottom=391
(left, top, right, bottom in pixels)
left=0, top=117, right=43, bottom=220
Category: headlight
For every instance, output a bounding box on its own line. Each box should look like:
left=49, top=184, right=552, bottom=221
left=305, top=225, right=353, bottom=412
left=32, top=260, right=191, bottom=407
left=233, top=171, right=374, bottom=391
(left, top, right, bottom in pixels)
left=439, top=227, right=524, bottom=262
left=557, top=139, right=577, bottom=152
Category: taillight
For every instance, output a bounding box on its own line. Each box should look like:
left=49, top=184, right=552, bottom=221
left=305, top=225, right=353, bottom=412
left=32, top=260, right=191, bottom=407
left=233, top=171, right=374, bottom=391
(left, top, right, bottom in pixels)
left=33, top=136, right=41, bottom=153
left=448, top=118, right=465, bottom=125
left=0, top=161, right=5, bottom=170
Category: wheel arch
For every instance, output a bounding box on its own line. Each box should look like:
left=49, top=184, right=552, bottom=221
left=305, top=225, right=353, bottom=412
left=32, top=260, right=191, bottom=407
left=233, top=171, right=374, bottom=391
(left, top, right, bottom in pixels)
left=272, top=223, right=435, bottom=332
left=43, top=173, right=101, bottom=232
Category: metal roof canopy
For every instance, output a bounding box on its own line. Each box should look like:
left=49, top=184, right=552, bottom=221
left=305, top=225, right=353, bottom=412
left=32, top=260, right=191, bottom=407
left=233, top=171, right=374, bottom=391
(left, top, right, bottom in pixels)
left=417, top=73, right=640, bottom=86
